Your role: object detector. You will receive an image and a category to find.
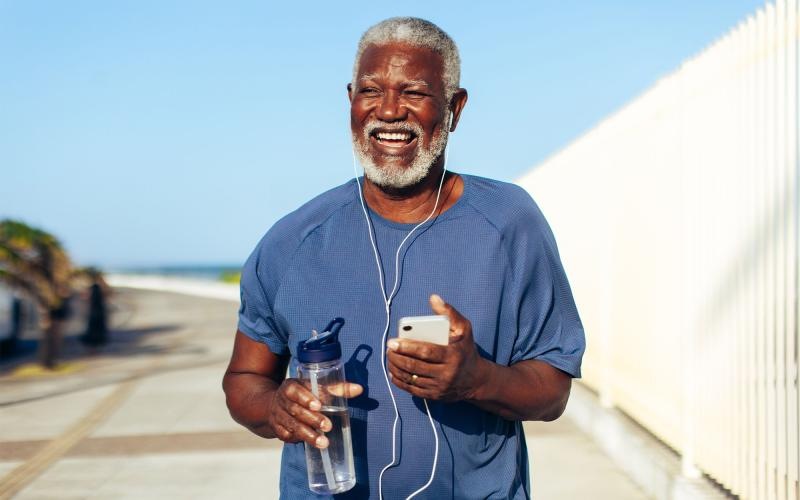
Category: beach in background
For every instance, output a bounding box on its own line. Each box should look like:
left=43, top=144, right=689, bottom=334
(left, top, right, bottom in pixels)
left=106, top=265, right=241, bottom=304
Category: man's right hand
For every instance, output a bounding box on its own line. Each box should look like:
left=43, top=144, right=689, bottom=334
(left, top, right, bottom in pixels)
left=223, top=331, right=363, bottom=449
left=266, top=378, right=363, bottom=449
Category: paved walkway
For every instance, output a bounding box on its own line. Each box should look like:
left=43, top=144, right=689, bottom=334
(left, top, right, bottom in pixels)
left=0, top=289, right=646, bottom=499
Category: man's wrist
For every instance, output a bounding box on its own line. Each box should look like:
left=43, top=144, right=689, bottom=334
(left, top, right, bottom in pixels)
left=247, top=383, right=281, bottom=439
left=260, top=389, right=279, bottom=436
left=465, top=356, right=497, bottom=403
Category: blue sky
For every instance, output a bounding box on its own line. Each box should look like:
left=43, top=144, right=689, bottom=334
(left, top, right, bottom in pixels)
left=1, top=1, right=764, bottom=267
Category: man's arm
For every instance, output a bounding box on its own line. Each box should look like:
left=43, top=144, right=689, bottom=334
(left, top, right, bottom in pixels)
left=223, top=331, right=362, bottom=447
left=222, top=331, right=289, bottom=439
left=385, top=294, right=572, bottom=421
left=467, top=357, right=571, bottom=421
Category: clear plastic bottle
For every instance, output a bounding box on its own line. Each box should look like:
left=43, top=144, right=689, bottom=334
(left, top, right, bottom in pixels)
left=296, top=318, right=356, bottom=495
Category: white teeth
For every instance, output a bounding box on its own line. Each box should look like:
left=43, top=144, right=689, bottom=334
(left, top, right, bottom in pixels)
left=375, top=131, right=411, bottom=141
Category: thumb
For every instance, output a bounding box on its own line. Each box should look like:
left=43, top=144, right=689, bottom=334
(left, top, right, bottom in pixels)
left=429, top=293, right=450, bottom=316
left=327, top=382, right=364, bottom=399
left=429, top=294, right=470, bottom=341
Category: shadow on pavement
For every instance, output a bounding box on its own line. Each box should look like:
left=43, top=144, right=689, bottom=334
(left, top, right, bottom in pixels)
left=0, top=323, right=183, bottom=375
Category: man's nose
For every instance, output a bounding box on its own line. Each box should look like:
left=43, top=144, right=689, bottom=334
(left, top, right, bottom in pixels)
left=377, top=91, right=407, bottom=121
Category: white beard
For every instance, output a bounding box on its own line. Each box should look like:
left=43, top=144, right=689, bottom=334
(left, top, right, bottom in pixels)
left=352, top=114, right=451, bottom=189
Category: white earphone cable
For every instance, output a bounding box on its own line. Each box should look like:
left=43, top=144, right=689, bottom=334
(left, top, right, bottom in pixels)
left=351, top=142, right=448, bottom=500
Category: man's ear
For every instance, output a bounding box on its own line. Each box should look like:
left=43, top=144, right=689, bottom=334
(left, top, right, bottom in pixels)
left=347, top=83, right=353, bottom=103
left=449, top=89, right=468, bottom=132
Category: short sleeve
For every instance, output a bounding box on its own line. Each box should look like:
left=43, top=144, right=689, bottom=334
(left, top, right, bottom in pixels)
left=237, top=243, right=289, bottom=356
left=508, top=206, right=585, bottom=378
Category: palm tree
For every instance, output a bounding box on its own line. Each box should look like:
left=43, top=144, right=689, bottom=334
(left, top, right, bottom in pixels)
left=0, top=219, right=74, bottom=368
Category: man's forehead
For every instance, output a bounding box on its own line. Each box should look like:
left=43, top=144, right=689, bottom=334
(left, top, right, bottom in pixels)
left=356, top=43, right=444, bottom=83
left=358, top=73, right=430, bottom=87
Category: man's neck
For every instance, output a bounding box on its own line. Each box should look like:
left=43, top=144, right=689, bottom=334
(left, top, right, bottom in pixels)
left=362, top=165, right=463, bottom=223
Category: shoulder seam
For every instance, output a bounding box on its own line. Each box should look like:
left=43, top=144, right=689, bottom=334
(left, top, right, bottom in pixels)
left=272, top=190, right=360, bottom=309
left=463, top=196, right=518, bottom=271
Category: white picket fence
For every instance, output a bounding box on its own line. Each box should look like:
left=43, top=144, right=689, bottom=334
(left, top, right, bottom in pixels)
left=517, top=1, right=799, bottom=498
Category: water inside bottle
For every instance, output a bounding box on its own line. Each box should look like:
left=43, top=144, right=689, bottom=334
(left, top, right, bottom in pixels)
left=306, top=406, right=355, bottom=494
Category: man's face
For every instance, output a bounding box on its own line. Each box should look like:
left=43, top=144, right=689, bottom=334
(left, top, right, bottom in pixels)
left=349, top=42, right=450, bottom=189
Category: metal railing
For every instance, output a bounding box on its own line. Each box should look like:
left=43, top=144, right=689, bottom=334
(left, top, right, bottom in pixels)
left=517, top=2, right=799, bottom=498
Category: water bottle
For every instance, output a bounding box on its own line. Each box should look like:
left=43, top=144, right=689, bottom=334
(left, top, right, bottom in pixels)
left=297, top=318, right=356, bottom=495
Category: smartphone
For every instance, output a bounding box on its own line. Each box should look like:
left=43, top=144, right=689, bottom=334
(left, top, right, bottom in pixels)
left=397, top=315, right=450, bottom=346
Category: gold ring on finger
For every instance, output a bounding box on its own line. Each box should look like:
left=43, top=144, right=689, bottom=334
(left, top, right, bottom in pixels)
left=410, top=374, right=419, bottom=385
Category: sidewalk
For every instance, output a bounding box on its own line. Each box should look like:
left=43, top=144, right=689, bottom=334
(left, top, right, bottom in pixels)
left=0, top=288, right=646, bottom=499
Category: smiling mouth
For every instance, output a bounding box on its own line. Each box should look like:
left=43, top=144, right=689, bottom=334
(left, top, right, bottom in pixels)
left=369, top=129, right=418, bottom=149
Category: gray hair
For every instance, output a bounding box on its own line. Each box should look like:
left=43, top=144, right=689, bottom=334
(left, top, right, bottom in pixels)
left=352, top=17, right=461, bottom=102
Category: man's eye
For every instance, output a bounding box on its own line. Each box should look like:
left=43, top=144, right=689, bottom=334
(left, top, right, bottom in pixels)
left=405, top=91, right=426, bottom=98
left=360, top=88, right=379, bottom=95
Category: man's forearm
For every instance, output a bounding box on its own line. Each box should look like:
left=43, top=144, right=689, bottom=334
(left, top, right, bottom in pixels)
left=222, top=372, right=281, bottom=438
left=467, top=358, right=571, bottom=421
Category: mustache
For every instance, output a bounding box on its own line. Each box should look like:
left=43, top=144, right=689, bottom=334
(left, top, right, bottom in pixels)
left=362, top=120, right=424, bottom=139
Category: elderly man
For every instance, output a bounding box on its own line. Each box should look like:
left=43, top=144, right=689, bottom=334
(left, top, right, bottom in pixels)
left=223, top=17, right=585, bottom=499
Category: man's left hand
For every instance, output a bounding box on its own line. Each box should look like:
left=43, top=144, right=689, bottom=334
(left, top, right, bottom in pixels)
left=386, top=294, right=487, bottom=402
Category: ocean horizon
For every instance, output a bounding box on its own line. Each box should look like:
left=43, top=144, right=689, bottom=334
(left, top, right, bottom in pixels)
left=107, top=263, right=242, bottom=282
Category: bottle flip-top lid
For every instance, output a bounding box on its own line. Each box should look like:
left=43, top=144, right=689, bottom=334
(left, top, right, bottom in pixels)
left=297, top=318, right=344, bottom=364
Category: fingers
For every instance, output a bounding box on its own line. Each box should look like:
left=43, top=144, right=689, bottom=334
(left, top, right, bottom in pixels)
left=274, top=406, right=329, bottom=448
left=387, top=348, right=440, bottom=378
left=387, top=361, right=436, bottom=389
left=282, top=380, right=329, bottom=430
left=273, top=422, right=305, bottom=444
left=387, top=338, right=447, bottom=363
left=386, top=348, right=446, bottom=398
left=286, top=399, right=332, bottom=432
left=390, top=373, right=435, bottom=399
left=279, top=421, right=327, bottom=449
left=272, top=380, right=332, bottom=449
left=283, top=379, right=322, bottom=410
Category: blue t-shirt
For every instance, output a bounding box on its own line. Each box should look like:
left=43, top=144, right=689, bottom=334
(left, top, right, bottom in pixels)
left=238, top=174, right=585, bottom=499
